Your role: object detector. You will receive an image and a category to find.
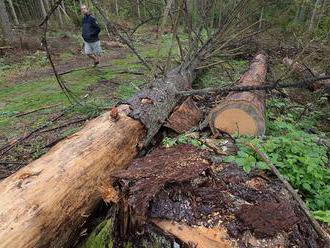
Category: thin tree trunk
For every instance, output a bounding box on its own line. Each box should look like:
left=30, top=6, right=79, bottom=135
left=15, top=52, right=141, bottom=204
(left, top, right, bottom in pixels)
left=137, top=0, right=141, bottom=19
left=0, top=0, right=14, bottom=44
left=40, top=0, right=47, bottom=18
left=115, top=0, right=119, bottom=15
left=7, top=0, right=19, bottom=25
left=308, top=0, right=322, bottom=32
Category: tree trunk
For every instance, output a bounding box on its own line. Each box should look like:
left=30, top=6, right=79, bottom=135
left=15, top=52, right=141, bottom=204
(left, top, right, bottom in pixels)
left=208, top=54, right=267, bottom=136
left=39, top=0, right=47, bottom=18
left=283, top=57, right=330, bottom=91
left=7, top=0, right=19, bottom=25
left=0, top=0, right=14, bottom=44
left=0, top=62, right=198, bottom=247
left=308, top=0, right=322, bottom=32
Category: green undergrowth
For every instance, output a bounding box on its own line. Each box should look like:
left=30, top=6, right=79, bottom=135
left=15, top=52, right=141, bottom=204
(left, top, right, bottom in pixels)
left=194, top=58, right=249, bottom=88
left=224, top=97, right=330, bottom=223
left=162, top=134, right=206, bottom=148
left=84, top=219, right=114, bottom=248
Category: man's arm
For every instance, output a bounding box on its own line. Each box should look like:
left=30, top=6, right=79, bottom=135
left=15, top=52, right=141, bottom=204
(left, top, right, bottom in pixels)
left=91, top=16, right=101, bottom=35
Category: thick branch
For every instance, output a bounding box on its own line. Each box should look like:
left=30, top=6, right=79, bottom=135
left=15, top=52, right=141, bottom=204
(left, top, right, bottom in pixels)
left=178, top=76, right=330, bottom=96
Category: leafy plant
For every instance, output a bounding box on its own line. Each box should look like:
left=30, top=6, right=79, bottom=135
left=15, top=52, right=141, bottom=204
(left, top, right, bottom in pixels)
left=162, top=134, right=205, bottom=148
left=313, top=210, right=330, bottom=224
left=225, top=97, right=330, bottom=217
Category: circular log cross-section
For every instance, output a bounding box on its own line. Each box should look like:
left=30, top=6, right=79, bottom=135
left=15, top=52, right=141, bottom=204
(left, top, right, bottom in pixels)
left=209, top=54, right=267, bottom=136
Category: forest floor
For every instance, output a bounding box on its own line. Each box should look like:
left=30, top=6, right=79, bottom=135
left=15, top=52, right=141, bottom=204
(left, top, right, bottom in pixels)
left=0, top=26, right=329, bottom=243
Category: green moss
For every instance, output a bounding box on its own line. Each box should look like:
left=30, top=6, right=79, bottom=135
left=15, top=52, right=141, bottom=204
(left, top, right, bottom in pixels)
left=84, top=219, right=114, bottom=248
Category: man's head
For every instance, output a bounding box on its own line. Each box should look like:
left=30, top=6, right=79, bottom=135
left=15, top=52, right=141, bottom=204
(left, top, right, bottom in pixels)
left=80, top=4, right=89, bottom=15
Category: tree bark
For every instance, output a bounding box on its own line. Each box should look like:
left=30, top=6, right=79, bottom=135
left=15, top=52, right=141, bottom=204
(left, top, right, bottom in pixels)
left=0, top=61, right=198, bottom=247
left=7, top=0, right=19, bottom=25
left=0, top=0, right=14, bottom=44
left=208, top=54, right=267, bottom=136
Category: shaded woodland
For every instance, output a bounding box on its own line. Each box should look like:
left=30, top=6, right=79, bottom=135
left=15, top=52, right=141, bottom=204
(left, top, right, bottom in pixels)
left=0, top=0, right=329, bottom=247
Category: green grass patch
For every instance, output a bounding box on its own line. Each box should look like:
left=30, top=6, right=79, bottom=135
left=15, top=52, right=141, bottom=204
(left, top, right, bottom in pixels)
left=194, top=59, right=249, bottom=88
left=114, top=80, right=145, bottom=100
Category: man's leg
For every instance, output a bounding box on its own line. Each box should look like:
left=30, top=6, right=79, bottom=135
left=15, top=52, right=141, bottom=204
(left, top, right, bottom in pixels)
left=87, top=54, right=99, bottom=65
left=84, top=42, right=99, bottom=66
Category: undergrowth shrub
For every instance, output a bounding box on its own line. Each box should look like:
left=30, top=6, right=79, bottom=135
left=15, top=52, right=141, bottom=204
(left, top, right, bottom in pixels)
left=225, top=97, right=330, bottom=223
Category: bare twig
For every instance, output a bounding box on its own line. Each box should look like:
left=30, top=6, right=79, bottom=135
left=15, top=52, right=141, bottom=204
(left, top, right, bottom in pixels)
left=0, top=112, right=65, bottom=157
left=58, top=65, right=144, bottom=76
left=249, top=144, right=330, bottom=244
left=40, top=118, right=87, bottom=133
left=15, top=104, right=60, bottom=118
left=40, top=0, right=81, bottom=105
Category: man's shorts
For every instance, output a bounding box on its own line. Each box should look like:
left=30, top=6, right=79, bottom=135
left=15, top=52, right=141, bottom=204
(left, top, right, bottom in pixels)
left=84, top=40, right=102, bottom=56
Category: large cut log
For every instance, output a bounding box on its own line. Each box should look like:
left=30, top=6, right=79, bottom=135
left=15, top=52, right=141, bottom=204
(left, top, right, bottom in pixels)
left=208, top=54, right=267, bottom=136
left=0, top=64, right=197, bottom=247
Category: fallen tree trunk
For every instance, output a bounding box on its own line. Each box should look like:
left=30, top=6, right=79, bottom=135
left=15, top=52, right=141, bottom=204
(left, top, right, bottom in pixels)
left=208, top=54, right=267, bottom=136
left=283, top=57, right=330, bottom=91
left=0, top=106, right=145, bottom=248
left=0, top=63, right=197, bottom=247
left=0, top=2, right=258, bottom=245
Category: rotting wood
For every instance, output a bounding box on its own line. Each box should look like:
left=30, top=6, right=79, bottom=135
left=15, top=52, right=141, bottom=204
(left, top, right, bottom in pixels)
left=208, top=53, right=267, bottom=136
left=249, top=143, right=330, bottom=244
left=108, top=144, right=327, bottom=247
left=152, top=219, right=237, bottom=248
left=164, top=97, right=202, bottom=133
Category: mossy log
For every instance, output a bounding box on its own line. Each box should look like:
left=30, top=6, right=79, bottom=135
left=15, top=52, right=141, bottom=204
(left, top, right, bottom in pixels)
left=208, top=54, right=267, bottom=136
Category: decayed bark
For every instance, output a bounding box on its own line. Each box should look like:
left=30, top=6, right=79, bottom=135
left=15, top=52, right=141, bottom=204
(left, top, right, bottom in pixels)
left=107, top=144, right=327, bottom=247
left=208, top=54, right=267, bottom=136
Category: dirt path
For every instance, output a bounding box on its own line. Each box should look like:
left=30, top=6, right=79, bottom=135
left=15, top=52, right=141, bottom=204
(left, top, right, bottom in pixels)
left=7, top=48, right=129, bottom=83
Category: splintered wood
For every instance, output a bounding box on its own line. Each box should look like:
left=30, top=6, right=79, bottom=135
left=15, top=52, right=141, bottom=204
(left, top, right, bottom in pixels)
left=109, top=145, right=326, bottom=247
left=165, top=97, right=202, bottom=133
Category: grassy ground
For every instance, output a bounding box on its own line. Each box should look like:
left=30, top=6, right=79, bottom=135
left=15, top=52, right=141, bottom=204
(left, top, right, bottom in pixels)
left=0, top=29, right=176, bottom=175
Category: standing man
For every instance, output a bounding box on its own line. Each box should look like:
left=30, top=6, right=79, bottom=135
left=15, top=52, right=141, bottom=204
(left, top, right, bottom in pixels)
left=81, top=4, right=101, bottom=66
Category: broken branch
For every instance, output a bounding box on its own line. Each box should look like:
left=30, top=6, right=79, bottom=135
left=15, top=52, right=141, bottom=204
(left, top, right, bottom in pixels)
left=178, top=75, right=330, bottom=96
